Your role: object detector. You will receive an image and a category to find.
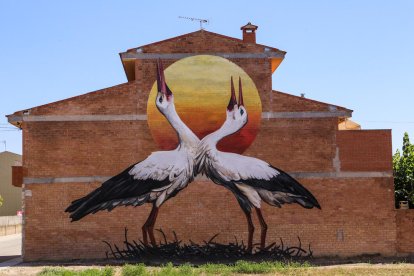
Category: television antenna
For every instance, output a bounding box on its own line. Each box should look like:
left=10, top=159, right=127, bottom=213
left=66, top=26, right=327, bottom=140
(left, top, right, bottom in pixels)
left=1, top=140, right=6, bottom=151
left=179, top=16, right=209, bottom=30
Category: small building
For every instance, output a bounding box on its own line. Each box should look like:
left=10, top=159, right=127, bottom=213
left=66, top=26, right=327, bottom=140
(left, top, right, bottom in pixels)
left=6, top=23, right=407, bottom=261
left=0, top=151, right=22, bottom=216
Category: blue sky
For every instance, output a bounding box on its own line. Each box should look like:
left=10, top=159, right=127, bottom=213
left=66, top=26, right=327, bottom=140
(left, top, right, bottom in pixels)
left=0, top=1, right=413, bottom=154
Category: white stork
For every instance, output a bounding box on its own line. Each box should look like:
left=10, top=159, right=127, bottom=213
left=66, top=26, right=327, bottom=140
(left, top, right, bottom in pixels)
left=195, top=77, right=321, bottom=251
left=65, top=60, right=200, bottom=246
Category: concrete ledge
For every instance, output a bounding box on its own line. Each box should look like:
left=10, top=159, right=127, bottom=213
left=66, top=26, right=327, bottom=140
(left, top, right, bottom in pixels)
left=262, top=111, right=352, bottom=119
left=24, top=176, right=110, bottom=184
left=15, top=114, right=147, bottom=123
left=291, top=171, right=393, bottom=179
left=23, top=171, right=393, bottom=185
left=8, top=111, right=352, bottom=124
left=120, top=52, right=285, bottom=59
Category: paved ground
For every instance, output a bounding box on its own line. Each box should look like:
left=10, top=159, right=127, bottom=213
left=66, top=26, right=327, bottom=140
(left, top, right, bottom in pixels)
left=0, top=234, right=21, bottom=263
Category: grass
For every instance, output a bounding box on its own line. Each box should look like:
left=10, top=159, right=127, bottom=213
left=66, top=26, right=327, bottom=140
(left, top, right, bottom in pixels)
left=122, top=264, right=148, bottom=276
left=38, top=267, right=114, bottom=276
left=121, top=261, right=310, bottom=275
left=36, top=261, right=414, bottom=276
left=37, top=261, right=310, bottom=276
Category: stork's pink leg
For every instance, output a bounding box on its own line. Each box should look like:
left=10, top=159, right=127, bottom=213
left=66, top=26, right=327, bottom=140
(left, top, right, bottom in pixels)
left=244, top=211, right=255, bottom=252
left=255, top=208, right=268, bottom=250
left=142, top=204, right=158, bottom=246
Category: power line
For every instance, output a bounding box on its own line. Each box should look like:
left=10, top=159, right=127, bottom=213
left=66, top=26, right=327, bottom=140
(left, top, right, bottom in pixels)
left=0, top=129, right=20, bottom=132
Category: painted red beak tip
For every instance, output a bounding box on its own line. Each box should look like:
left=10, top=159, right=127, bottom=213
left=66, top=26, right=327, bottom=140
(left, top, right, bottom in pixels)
left=238, top=77, right=244, bottom=107
left=156, top=59, right=170, bottom=96
left=227, top=76, right=238, bottom=111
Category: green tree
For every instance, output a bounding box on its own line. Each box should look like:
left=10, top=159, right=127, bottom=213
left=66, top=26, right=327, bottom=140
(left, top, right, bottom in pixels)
left=0, top=194, right=3, bottom=207
left=394, top=132, right=414, bottom=208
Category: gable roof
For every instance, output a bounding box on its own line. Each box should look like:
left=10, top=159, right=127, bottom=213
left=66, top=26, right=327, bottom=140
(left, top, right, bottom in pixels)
left=119, top=29, right=286, bottom=81
left=6, top=81, right=139, bottom=127
left=123, top=29, right=284, bottom=54
left=271, top=90, right=353, bottom=117
left=0, top=151, right=21, bottom=160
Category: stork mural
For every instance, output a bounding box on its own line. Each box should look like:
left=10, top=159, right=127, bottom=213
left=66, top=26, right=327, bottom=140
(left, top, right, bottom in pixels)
left=65, top=55, right=320, bottom=252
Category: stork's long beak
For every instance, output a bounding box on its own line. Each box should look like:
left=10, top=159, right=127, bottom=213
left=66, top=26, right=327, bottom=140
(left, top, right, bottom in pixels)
left=238, top=77, right=244, bottom=107
left=156, top=59, right=173, bottom=98
left=227, top=76, right=237, bottom=111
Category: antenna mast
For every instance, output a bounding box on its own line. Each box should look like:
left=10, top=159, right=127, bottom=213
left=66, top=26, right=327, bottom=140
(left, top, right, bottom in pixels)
left=179, top=16, right=209, bottom=30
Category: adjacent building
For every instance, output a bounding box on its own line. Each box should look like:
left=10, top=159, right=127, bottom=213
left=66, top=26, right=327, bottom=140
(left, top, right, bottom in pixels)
left=0, top=151, right=22, bottom=216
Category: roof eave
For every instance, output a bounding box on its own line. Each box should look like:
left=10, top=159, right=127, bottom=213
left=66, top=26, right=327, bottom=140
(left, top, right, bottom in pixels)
left=6, top=113, right=23, bottom=128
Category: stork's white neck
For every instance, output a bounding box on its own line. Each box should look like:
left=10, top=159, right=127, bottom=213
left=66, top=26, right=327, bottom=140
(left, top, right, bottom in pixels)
left=164, top=104, right=199, bottom=149
left=201, top=118, right=238, bottom=148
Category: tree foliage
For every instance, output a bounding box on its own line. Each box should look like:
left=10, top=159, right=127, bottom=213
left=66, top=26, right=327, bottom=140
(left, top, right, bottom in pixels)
left=394, top=132, right=414, bottom=208
left=0, top=194, right=3, bottom=207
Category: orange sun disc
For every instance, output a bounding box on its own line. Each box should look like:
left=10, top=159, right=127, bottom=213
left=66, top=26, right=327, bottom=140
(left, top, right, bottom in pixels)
left=147, top=55, right=262, bottom=154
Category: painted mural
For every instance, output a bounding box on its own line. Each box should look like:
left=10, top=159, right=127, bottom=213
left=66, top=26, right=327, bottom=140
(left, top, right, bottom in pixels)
left=147, top=55, right=261, bottom=154
left=65, top=57, right=320, bottom=255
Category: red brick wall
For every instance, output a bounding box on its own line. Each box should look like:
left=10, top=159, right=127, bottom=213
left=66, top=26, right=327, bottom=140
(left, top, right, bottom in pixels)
left=23, top=121, right=156, bottom=178
left=337, top=130, right=393, bottom=172
left=27, top=82, right=141, bottom=116
left=20, top=113, right=398, bottom=260
left=396, top=210, right=414, bottom=254
left=23, top=177, right=396, bottom=260
left=133, top=30, right=269, bottom=54
left=247, top=118, right=337, bottom=172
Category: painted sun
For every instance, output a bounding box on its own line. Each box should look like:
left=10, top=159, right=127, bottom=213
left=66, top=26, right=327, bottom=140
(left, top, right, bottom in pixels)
left=147, top=55, right=262, bottom=154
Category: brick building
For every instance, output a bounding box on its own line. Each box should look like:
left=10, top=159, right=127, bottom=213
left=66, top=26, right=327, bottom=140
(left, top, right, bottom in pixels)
left=0, top=151, right=22, bottom=216
left=6, top=24, right=410, bottom=261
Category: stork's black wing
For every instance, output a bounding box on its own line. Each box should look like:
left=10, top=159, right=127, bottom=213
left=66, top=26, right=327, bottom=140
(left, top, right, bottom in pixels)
left=204, top=152, right=321, bottom=211
left=65, top=164, right=171, bottom=221
left=65, top=150, right=188, bottom=221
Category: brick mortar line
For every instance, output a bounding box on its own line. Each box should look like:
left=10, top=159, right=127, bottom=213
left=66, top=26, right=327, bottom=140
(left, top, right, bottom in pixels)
left=23, top=171, right=392, bottom=184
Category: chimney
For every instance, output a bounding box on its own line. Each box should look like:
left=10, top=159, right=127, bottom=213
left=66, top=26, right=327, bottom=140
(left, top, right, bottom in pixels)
left=241, top=22, right=258, bottom=43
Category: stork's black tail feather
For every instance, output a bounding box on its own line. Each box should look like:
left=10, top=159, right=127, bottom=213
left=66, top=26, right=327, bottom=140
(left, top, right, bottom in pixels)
left=65, top=197, right=86, bottom=213
left=241, top=165, right=321, bottom=210
left=275, top=168, right=321, bottom=209
left=271, top=166, right=321, bottom=209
